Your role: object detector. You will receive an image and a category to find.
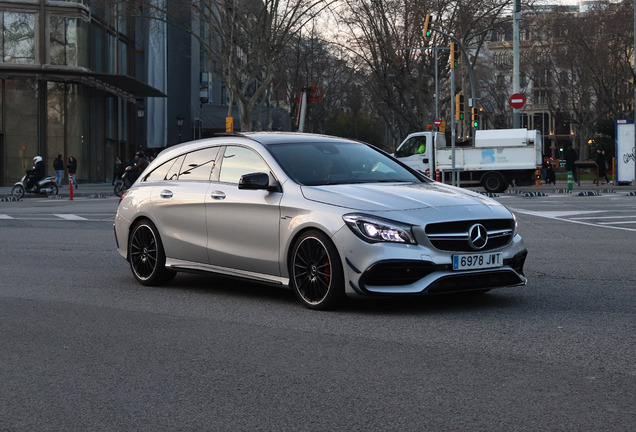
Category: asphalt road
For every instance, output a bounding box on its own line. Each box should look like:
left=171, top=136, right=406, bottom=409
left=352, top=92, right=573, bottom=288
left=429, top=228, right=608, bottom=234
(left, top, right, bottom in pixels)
left=0, top=192, right=634, bottom=431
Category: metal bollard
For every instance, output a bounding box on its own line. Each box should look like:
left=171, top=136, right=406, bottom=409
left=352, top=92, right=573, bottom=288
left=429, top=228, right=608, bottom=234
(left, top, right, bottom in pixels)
left=567, top=171, right=573, bottom=191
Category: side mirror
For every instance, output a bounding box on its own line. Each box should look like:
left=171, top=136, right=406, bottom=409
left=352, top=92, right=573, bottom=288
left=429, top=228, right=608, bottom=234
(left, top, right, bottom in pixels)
left=239, top=172, right=272, bottom=190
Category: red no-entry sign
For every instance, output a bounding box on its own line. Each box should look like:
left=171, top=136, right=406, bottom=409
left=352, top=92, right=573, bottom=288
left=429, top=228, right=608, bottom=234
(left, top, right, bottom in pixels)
left=433, top=119, right=441, bottom=126
left=509, top=93, right=525, bottom=109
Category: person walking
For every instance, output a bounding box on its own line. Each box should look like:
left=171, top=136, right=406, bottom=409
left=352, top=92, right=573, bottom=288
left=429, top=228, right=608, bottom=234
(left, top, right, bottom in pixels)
left=53, top=154, right=64, bottom=187
left=564, top=144, right=578, bottom=185
left=596, top=148, right=610, bottom=184
left=67, top=156, right=78, bottom=189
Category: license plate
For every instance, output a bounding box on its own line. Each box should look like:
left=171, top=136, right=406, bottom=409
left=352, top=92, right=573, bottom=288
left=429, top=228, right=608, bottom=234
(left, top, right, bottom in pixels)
left=453, top=252, right=503, bottom=270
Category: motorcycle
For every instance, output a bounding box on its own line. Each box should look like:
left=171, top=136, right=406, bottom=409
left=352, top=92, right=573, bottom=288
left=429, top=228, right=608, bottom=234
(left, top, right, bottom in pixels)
left=114, top=170, right=132, bottom=197
left=11, top=174, right=59, bottom=199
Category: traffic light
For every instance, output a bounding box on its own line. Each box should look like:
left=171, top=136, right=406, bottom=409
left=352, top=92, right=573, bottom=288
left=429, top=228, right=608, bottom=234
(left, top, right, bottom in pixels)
left=423, top=14, right=432, bottom=39
left=471, top=107, right=479, bottom=128
left=450, top=42, right=459, bottom=69
left=455, top=94, right=464, bottom=121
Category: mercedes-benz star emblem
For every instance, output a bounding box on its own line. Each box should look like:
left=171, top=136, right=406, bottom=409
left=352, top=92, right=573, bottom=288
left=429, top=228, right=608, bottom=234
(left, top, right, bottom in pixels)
left=468, top=224, right=488, bottom=250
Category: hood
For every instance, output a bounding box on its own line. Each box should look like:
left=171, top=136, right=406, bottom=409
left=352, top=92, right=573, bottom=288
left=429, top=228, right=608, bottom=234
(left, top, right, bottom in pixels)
left=301, top=182, right=501, bottom=212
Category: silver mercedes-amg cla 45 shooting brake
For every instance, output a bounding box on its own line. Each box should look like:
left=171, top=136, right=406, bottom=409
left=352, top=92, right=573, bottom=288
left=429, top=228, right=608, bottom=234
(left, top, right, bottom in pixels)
left=114, top=132, right=527, bottom=309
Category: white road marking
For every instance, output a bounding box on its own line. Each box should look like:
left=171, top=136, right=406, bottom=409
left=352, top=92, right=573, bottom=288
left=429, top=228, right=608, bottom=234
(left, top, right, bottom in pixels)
left=510, top=208, right=636, bottom=232
left=0, top=214, right=14, bottom=219
left=569, top=215, right=636, bottom=220
left=53, top=214, right=88, bottom=220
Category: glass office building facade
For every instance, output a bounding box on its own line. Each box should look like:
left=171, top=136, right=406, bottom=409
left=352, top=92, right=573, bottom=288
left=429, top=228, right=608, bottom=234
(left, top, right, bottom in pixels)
left=0, top=1, right=163, bottom=185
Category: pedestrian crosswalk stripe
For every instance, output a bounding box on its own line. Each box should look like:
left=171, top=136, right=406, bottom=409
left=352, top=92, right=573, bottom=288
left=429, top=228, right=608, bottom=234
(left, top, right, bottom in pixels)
left=53, top=214, right=88, bottom=220
left=510, top=208, right=636, bottom=232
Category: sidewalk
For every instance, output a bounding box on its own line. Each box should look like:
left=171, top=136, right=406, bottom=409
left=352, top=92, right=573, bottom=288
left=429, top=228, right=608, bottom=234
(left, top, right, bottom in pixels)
left=507, top=178, right=636, bottom=194
left=1, top=179, right=635, bottom=199
left=0, top=182, right=117, bottom=199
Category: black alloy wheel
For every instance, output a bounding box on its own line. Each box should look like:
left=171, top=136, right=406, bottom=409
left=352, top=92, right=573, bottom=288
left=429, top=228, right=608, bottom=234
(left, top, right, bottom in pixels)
left=290, top=230, right=345, bottom=310
left=128, top=219, right=175, bottom=285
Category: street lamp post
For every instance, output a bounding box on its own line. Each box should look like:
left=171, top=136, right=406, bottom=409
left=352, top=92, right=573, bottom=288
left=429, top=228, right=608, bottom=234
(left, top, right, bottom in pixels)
left=136, top=99, right=145, bottom=152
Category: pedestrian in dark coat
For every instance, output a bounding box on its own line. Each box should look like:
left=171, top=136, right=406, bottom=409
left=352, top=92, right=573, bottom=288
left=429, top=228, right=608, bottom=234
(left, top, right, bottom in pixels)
left=53, top=154, right=64, bottom=187
left=564, top=145, right=578, bottom=184
left=596, top=149, right=610, bottom=184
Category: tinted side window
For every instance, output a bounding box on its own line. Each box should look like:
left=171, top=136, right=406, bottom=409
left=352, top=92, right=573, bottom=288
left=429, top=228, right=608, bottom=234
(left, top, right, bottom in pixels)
left=218, top=146, right=269, bottom=184
left=165, top=155, right=185, bottom=181
left=145, top=157, right=180, bottom=182
left=178, top=147, right=219, bottom=181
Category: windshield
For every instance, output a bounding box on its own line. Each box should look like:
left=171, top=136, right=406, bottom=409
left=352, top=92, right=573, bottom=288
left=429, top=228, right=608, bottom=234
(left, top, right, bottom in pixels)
left=267, top=141, right=425, bottom=186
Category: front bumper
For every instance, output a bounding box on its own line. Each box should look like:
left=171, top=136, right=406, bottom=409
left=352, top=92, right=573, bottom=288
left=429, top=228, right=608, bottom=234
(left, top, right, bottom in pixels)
left=355, top=250, right=527, bottom=295
left=334, top=227, right=528, bottom=297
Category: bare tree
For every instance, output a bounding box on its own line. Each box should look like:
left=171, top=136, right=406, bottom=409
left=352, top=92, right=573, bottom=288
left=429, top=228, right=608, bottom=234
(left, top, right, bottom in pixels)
left=334, top=0, right=512, bottom=142
left=524, top=3, right=634, bottom=159
left=117, top=0, right=334, bottom=131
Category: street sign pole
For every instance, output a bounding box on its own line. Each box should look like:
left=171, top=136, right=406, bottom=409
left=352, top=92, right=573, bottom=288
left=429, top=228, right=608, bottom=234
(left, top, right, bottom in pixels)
left=450, top=68, right=456, bottom=187
left=513, top=0, right=521, bottom=128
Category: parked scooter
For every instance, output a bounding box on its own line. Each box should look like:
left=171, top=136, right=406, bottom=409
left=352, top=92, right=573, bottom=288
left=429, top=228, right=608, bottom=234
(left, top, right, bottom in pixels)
left=113, top=170, right=132, bottom=197
left=11, top=174, right=59, bottom=199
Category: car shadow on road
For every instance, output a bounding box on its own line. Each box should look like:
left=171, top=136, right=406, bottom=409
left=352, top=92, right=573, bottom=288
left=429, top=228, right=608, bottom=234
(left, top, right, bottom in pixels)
left=167, top=272, right=297, bottom=304
left=164, top=273, right=526, bottom=314
left=347, top=290, right=526, bottom=315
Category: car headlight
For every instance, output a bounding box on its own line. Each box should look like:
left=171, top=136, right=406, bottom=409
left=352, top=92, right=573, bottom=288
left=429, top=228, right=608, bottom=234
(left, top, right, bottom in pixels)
left=343, top=214, right=416, bottom=244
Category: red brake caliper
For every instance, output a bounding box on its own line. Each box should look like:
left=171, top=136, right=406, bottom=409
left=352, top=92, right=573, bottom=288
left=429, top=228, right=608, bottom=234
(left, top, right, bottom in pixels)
left=323, top=258, right=330, bottom=283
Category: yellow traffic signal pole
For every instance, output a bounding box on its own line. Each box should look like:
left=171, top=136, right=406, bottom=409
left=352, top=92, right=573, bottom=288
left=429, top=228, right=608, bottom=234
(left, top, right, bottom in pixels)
left=450, top=67, right=457, bottom=186
left=430, top=30, right=475, bottom=185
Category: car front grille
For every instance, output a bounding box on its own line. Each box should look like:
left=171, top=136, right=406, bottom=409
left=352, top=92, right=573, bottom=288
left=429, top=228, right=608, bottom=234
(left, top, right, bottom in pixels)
left=425, top=219, right=514, bottom=252
left=358, top=251, right=527, bottom=289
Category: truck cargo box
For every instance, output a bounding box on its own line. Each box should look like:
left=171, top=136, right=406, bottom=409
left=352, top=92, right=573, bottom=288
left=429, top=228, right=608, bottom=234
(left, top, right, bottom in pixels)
left=475, top=129, right=537, bottom=147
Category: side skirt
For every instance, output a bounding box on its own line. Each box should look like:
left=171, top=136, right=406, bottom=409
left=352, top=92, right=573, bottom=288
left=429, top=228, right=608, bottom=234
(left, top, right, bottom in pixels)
left=165, top=258, right=289, bottom=287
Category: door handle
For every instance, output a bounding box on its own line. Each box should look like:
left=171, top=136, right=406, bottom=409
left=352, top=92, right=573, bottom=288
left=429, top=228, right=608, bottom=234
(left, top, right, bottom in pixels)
left=210, top=191, right=226, bottom=200
left=160, top=190, right=173, bottom=198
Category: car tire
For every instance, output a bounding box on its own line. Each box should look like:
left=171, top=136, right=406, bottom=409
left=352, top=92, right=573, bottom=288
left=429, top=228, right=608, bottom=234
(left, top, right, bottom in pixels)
left=482, top=172, right=506, bottom=193
left=290, top=230, right=345, bottom=310
left=128, top=219, right=176, bottom=286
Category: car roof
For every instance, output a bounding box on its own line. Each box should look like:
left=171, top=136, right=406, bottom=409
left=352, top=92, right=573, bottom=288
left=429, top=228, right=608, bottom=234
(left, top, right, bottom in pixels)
left=235, top=132, right=360, bottom=146
left=150, top=132, right=366, bottom=169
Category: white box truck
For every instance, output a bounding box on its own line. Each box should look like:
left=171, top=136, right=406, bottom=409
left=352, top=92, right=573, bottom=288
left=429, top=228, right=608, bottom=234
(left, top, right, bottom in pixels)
left=394, top=128, right=542, bottom=192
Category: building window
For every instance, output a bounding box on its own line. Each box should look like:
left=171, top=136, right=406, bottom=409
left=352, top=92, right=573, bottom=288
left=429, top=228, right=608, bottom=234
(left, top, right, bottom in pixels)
left=1, top=12, right=36, bottom=64
left=534, top=69, right=552, bottom=88
left=533, top=90, right=550, bottom=105
left=496, top=74, right=506, bottom=88
left=50, top=16, right=80, bottom=66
